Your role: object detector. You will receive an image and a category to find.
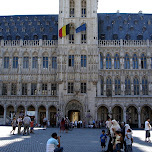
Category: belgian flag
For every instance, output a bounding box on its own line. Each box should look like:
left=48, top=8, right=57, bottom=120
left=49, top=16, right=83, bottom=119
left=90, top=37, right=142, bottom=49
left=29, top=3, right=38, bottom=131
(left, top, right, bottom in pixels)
left=59, top=24, right=70, bottom=38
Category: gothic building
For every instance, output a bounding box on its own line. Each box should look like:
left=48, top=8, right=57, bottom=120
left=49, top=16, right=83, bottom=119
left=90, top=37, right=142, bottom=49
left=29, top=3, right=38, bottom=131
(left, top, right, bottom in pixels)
left=0, top=0, right=152, bottom=128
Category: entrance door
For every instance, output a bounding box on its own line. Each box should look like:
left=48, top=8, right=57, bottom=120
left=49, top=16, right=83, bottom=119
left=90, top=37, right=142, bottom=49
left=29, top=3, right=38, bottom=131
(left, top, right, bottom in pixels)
left=68, top=110, right=80, bottom=122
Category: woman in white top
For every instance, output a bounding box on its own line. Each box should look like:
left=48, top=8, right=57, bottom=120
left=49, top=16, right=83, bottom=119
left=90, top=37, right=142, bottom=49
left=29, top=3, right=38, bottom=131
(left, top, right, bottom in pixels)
left=145, top=118, right=151, bottom=142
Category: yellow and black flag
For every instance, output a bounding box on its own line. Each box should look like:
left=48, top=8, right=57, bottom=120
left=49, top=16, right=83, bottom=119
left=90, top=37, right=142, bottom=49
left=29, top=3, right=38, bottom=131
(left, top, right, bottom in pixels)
left=59, top=24, right=70, bottom=38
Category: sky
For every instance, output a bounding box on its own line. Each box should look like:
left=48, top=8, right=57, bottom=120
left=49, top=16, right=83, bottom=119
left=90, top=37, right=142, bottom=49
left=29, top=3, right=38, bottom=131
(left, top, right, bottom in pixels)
left=0, top=0, right=152, bottom=16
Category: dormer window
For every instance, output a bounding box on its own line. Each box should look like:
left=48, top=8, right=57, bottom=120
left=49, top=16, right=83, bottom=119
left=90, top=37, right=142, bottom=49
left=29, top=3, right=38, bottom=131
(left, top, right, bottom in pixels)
left=125, top=34, right=131, bottom=40
left=113, top=34, right=118, bottom=40
left=137, top=34, right=143, bottom=40
left=101, top=34, right=105, bottom=40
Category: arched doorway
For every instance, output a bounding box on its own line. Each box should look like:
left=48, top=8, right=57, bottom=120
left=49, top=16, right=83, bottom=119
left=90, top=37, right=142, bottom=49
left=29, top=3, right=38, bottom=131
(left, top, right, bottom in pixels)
left=17, top=105, right=25, bottom=118
left=112, top=106, right=123, bottom=122
left=97, top=106, right=108, bottom=126
left=27, top=105, right=35, bottom=120
left=126, top=106, right=138, bottom=128
left=7, top=105, right=14, bottom=119
left=0, top=105, right=4, bottom=125
left=49, top=106, right=57, bottom=127
left=38, top=105, right=46, bottom=125
left=141, top=106, right=152, bottom=127
left=65, top=100, right=83, bottom=122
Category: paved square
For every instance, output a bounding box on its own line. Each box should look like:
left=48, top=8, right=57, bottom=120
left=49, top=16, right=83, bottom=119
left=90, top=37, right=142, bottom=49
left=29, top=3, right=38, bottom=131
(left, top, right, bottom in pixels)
left=0, top=126, right=152, bottom=152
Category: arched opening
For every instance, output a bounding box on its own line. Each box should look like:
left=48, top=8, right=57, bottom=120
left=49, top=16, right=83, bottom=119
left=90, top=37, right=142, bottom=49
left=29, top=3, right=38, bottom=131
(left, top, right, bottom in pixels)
left=97, top=106, right=108, bottom=127
left=38, top=105, right=46, bottom=126
left=65, top=100, right=83, bottom=122
left=17, top=105, right=25, bottom=118
left=27, top=105, right=35, bottom=120
left=112, top=106, right=123, bottom=122
left=141, top=106, right=152, bottom=128
left=49, top=106, right=57, bottom=127
left=0, top=105, right=4, bottom=125
left=6, top=105, right=14, bottom=119
left=126, top=106, right=138, bottom=128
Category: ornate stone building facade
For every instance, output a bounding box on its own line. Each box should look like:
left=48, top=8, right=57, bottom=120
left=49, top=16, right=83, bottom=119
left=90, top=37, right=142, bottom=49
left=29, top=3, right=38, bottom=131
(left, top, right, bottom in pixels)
left=0, top=0, right=152, bottom=128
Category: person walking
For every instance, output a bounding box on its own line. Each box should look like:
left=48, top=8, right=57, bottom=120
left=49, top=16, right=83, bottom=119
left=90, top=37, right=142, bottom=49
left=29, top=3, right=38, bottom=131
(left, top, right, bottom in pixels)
left=145, top=118, right=151, bottom=142
left=23, top=115, right=31, bottom=135
left=60, top=118, right=65, bottom=133
left=10, top=117, right=17, bottom=135
left=100, top=130, right=107, bottom=152
left=125, top=129, right=133, bottom=152
left=46, top=132, right=63, bottom=152
left=17, top=116, right=22, bottom=134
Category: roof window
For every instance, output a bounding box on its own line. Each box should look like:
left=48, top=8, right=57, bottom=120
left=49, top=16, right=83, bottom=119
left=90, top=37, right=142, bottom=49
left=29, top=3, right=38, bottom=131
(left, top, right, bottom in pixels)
left=137, top=34, right=143, bottom=40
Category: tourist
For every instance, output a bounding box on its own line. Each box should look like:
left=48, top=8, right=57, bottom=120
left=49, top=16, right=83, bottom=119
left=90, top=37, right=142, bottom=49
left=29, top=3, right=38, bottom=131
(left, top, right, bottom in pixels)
left=60, top=118, right=65, bottom=133
left=106, top=116, right=112, bottom=135
left=46, top=132, right=63, bottom=152
left=10, top=117, right=17, bottom=135
left=145, top=118, right=151, bottom=142
left=17, top=116, right=22, bottom=134
left=43, top=117, right=48, bottom=130
left=113, top=130, right=122, bottom=152
left=30, top=120, right=34, bottom=133
left=125, top=129, right=133, bottom=152
left=65, top=117, right=69, bottom=133
left=23, top=115, right=31, bottom=135
left=100, top=130, right=107, bottom=152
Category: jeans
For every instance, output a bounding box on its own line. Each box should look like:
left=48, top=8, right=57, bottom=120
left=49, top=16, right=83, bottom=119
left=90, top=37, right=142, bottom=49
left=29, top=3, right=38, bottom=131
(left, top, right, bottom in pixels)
left=54, top=147, right=63, bottom=152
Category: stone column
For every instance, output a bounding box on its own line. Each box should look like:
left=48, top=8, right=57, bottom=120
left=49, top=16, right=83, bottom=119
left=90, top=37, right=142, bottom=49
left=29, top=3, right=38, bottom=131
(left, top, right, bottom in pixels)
left=138, top=107, right=141, bottom=128
left=35, top=106, right=38, bottom=124
left=46, top=106, right=49, bottom=121
left=3, top=105, right=7, bottom=125
left=25, top=105, right=27, bottom=116
left=123, top=107, right=126, bottom=123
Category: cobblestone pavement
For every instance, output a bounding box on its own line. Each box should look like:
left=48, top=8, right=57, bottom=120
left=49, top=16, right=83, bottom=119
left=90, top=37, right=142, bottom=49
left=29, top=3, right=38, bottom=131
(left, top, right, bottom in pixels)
left=0, top=126, right=152, bottom=152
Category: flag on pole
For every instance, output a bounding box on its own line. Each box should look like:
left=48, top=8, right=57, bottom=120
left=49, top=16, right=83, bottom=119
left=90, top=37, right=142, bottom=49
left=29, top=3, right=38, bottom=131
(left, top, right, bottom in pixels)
left=59, top=24, right=70, bottom=38
left=76, top=23, right=86, bottom=33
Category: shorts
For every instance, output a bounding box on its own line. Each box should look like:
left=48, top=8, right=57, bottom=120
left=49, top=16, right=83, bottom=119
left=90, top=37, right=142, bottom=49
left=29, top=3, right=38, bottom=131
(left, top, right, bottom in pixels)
left=116, top=143, right=121, bottom=151
left=101, top=142, right=105, bottom=147
left=13, top=126, right=16, bottom=130
left=146, top=130, right=150, bottom=138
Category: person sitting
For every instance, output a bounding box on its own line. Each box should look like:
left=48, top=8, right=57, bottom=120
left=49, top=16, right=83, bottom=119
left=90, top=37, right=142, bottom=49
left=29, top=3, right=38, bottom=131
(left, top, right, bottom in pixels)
left=46, top=132, right=63, bottom=152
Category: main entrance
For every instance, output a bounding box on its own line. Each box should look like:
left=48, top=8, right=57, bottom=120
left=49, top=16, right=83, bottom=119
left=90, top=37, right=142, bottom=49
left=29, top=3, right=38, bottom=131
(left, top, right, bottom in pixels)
left=65, top=100, right=83, bottom=122
left=68, top=110, right=80, bottom=122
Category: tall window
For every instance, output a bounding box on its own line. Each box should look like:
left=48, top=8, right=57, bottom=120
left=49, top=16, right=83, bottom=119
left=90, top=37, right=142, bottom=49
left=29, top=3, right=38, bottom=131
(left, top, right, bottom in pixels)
left=81, top=55, right=86, bottom=67
left=133, top=54, right=138, bottom=69
left=13, top=57, right=18, bottom=68
left=142, top=77, right=148, bottom=95
left=31, top=83, right=37, bottom=95
left=125, top=77, right=131, bottom=95
left=134, top=77, right=139, bottom=95
left=106, top=54, right=111, bottom=69
left=124, top=54, right=130, bottom=69
left=42, top=83, right=47, bottom=95
left=141, top=54, right=147, bottom=69
left=11, top=83, right=17, bottom=95
left=68, top=82, right=74, bottom=93
left=81, top=83, right=86, bottom=93
left=2, top=83, right=7, bottom=95
left=43, top=57, right=48, bottom=69
left=69, top=55, right=74, bottom=67
left=4, top=57, right=9, bottom=68
left=69, top=23, right=74, bottom=44
left=32, top=56, right=38, bottom=69
left=52, top=57, right=57, bottom=69
left=114, top=54, right=120, bottom=69
left=81, top=0, right=86, bottom=17
left=22, top=83, right=27, bottom=95
left=100, top=53, right=103, bottom=69
left=106, top=77, right=112, bottom=96
left=115, top=77, right=121, bottom=95
left=101, top=78, right=104, bottom=95
left=23, top=57, right=29, bottom=69
left=69, top=0, right=75, bottom=17
left=51, top=84, right=57, bottom=95
left=151, top=58, right=152, bottom=69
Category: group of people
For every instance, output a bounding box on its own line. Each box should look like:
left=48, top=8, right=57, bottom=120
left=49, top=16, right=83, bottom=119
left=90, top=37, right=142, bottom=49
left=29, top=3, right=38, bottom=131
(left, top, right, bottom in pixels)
left=99, top=117, right=151, bottom=152
left=10, top=115, right=35, bottom=135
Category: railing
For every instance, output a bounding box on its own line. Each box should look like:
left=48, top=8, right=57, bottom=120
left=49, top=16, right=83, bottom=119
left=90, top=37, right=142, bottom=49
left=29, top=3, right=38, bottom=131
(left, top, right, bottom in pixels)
left=98, top=39, right=149, bottom=47
left=0, top=40, right=58, bottom=47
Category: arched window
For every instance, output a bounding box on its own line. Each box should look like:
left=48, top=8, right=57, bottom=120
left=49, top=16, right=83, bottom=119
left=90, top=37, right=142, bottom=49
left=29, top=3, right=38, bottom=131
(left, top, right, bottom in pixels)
left=141, top=53, right=147, bottom=69
left=101, top=77, right=104, bottom=95
left=114, top=54, right=120, bottom=69
left=106, top=54, right=111, bottom=69
left=134, top=77, right=139, bottom=95
left=81, top=23, right=87, bottom=44
left=133, top=54, right=138, bottom=69
left=4, top=56, right=9, bottom=69
left=81, top=0, right=86, bottom=17
left=69, top=23, right=74, bottom=44
left=69, top=0, right=75, bottom=17
left=100, top=53, right=103, bottom=69
left=13, top=56, right=18, bottom=69
left=106, top=77, right=112, bottom=96
left=142, top=77, right=148, bottom=95
left=43, top=56, right=48, bottom=69
left=115, top=77, right=121, bottom=95
left=33, top=34, right=38, bottom=40
left=124, top=54, right=130, bottom=69
left=125, top=77, right=131, bottom=95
